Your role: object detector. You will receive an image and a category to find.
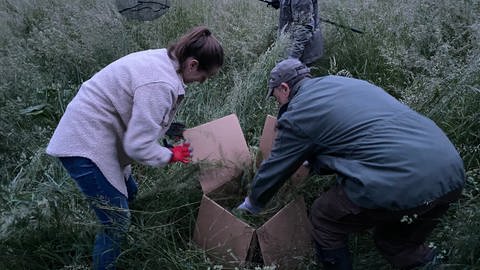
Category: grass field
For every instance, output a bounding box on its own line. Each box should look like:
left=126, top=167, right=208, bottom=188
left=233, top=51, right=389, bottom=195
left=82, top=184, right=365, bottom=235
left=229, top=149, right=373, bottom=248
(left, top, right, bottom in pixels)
left=0, top=0, right=479, bottom=269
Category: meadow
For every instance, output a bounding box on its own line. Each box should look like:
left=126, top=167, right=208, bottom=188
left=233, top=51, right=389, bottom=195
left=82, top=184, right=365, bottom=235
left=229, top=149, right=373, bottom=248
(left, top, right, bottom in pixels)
left=0, top=0, right=479, bottom=269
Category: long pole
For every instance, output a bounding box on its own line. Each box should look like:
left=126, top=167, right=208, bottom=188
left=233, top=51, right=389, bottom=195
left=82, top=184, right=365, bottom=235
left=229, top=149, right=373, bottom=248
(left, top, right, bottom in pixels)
left=256, top=0, right=364, bottom=34
left=319, top=17, right=364, bottom=34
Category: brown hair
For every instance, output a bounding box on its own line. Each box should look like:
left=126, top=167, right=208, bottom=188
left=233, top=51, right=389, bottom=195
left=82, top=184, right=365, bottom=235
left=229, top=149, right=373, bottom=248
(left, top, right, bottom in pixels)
left=168, top=26, right=224, bottom=74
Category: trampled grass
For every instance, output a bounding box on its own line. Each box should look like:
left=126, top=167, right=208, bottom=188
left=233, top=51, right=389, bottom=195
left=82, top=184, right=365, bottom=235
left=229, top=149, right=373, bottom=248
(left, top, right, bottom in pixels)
left=0, top=0, right=479, bottom=269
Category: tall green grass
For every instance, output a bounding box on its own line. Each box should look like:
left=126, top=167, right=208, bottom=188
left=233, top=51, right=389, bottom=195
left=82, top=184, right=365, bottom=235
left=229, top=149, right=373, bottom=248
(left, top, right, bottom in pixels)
left=1, top=0, right=479, bottom=269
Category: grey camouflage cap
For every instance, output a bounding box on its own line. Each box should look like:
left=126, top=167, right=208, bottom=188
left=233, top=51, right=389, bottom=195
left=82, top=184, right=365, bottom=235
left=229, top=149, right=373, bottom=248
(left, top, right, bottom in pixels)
left=267, top=58, right=310, bottom=98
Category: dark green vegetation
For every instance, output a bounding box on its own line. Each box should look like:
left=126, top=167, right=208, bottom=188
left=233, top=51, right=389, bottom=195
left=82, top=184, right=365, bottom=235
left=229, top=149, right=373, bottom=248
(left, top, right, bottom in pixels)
left=1, top=0, right=479, bottom=269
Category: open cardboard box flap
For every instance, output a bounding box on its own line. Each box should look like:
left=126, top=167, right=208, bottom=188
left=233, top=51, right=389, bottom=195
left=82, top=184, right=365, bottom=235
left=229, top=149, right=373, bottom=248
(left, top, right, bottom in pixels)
left=183, top=114, right=251, bottom=194
left=193, top=194, right=255, bottom=264
left=259, top=115, right=278, bottom=160
left=256, top=197, right=312, bottom=268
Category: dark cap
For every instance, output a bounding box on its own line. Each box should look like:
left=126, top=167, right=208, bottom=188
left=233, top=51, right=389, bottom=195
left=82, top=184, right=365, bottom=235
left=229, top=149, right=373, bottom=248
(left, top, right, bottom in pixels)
left=267, top=58, right=310, bottom=98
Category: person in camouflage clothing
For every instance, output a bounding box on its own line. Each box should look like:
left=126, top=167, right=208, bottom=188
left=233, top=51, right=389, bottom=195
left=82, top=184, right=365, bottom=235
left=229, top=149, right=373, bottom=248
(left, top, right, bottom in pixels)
left=268, top=0, right=324, bottom=65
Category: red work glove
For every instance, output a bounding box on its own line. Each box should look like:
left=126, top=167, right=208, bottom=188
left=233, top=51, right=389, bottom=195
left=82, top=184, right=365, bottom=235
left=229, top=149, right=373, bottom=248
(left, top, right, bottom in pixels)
left=169, top=142, right=192, bottom=164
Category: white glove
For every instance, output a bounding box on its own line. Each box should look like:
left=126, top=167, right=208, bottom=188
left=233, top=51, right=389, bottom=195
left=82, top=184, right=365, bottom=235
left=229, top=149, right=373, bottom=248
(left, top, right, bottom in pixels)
left=236, top=197, right=263, bottom=214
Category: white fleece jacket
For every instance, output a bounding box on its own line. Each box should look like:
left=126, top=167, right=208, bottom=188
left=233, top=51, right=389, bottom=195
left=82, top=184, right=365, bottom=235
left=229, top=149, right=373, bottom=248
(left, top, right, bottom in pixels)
left=47, top=48, right=185, bottom=197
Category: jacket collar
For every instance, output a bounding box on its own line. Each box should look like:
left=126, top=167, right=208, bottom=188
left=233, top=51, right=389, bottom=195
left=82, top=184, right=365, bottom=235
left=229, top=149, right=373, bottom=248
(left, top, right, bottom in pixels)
left=289, top=77, right=311, bottom=99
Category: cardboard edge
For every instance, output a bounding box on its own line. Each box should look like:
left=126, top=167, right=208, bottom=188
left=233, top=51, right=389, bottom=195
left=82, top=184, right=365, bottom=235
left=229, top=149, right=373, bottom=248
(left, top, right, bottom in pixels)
left=256, top=197, right=313, bottom=268
left=193, top=195, right=256, bottom=265
left=184, top=114, right=251, bottom=195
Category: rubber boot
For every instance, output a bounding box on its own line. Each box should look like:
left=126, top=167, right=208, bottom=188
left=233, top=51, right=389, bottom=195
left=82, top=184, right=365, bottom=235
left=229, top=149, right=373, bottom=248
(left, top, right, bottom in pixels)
left=315, top=245, right=353, bottom=270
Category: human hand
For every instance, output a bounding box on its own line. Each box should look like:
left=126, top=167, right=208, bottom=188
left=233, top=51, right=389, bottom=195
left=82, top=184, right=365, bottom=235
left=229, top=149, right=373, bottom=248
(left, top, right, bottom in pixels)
left=235, top=197, right=262, bottom=215
left=169, top=142, right=192, bottom=164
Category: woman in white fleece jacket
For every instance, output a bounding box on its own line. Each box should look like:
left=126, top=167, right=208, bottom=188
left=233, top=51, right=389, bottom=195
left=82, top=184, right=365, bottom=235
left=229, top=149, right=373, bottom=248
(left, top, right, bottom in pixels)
left=46, top=26, right=224, bottom=270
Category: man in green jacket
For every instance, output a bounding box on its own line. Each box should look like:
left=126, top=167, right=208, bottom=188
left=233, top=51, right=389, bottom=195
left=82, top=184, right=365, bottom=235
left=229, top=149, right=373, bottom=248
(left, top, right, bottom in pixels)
left=237, top=58, right=465, bottom=269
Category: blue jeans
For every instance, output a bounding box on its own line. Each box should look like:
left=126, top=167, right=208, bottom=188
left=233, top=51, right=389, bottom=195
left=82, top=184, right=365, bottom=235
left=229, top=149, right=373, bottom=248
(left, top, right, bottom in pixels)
left=60, top=157, right=138, bottom=270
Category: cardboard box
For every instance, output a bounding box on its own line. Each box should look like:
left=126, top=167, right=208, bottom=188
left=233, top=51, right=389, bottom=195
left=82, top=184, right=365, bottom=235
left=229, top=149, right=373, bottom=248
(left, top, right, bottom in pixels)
left=184, top=114, right=313, bottom=269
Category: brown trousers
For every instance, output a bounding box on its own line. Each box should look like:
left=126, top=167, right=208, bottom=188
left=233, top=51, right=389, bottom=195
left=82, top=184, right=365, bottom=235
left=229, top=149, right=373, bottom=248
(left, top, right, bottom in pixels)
left=310, top=184, right=462, bottom=269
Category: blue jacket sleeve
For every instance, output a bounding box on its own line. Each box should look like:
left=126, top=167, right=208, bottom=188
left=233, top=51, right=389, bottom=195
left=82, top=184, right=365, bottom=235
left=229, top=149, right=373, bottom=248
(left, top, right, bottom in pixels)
left=249, top=117, right=314, bottom=207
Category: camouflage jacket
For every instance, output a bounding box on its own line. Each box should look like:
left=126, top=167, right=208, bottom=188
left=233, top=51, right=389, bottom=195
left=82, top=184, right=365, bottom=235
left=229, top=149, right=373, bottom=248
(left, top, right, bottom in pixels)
left=279, top=0, right=324, bottom=64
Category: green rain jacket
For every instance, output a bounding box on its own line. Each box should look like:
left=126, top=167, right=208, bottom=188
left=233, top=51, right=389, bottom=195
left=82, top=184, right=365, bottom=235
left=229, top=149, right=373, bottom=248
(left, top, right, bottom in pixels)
left=249, top=76, right=465, bottom=210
